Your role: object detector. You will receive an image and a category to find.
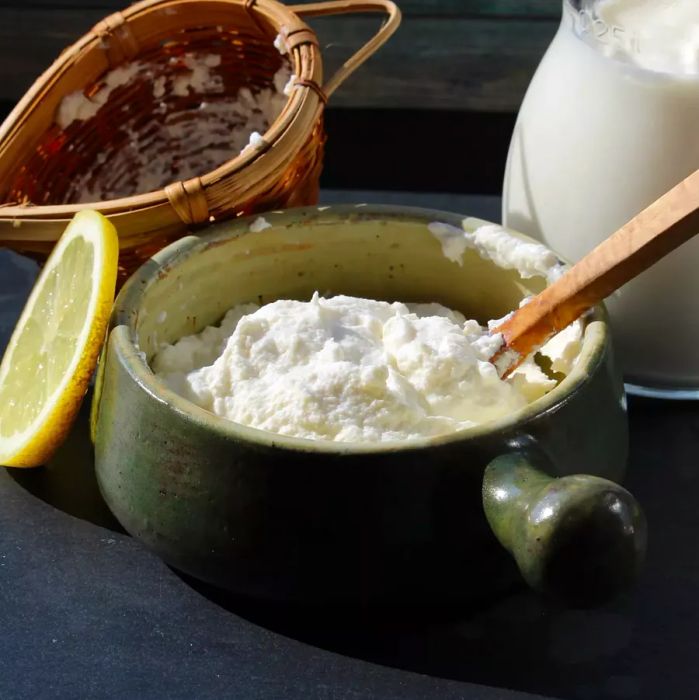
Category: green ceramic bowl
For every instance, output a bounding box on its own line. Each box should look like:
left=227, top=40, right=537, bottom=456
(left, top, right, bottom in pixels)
left=92, top=205, right=646, bottom=608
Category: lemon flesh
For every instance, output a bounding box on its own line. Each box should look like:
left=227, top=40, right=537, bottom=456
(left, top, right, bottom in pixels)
left=0, top=211, right=118, bottom=467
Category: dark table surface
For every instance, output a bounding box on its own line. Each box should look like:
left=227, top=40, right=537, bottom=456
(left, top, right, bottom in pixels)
left=1, top=191, right=696, bottom=700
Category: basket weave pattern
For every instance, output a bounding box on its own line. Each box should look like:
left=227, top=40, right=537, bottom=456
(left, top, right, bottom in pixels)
left=0, top=0, right=399, bottom=279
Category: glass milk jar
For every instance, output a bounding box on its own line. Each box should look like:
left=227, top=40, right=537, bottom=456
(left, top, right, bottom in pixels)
left=503, top=0, right=699, bottom=397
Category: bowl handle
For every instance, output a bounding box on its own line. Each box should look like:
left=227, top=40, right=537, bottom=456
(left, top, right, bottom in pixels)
left=482, top=450, right=646, bottom=607
left=289, top=0, right=402, bottom=98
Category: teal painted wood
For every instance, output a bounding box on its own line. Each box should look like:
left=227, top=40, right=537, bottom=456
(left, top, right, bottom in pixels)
left=0, top=0, right=562, bottom=17
left=0, top=9, right=558, bottom=111
left=322, top=17, right=557, bottom=111
left=297, top=0, right=561, bottom=17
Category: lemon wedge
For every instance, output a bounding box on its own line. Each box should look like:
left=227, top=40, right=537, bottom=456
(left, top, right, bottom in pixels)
left=0, top=211, right=118, bottom=467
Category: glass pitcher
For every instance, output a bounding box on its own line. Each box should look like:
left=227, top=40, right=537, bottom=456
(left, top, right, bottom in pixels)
left=503, top=0, right=699, bottom=398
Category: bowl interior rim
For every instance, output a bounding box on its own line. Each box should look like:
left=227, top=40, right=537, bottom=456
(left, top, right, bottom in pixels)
left=108, top=203, right=610, bottom=455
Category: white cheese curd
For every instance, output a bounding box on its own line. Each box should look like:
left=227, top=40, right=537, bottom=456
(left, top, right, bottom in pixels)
left=153, top=292, right=582, bottom=443
left=248, top=216, right=272, bottom=233
left=57, top=63, right=142, bottom=129
left=428, top=221, right=562, bottom=283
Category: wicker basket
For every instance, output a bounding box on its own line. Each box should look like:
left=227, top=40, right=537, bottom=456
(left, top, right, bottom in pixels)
left=0, top=0, right=400, bottom=278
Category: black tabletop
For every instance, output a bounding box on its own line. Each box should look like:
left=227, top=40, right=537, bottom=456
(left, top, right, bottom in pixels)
left=1, top=192, right=696, bottom=700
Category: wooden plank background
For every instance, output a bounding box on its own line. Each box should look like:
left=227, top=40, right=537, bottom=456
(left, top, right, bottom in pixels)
left=0, top=0, right=562, bottom=112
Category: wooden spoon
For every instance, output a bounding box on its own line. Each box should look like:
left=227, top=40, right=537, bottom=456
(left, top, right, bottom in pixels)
left=491, top=168, right=699, bottom=377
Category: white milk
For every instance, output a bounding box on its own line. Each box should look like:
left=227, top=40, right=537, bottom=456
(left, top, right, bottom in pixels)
left=503, top=0, right=699, bottom=393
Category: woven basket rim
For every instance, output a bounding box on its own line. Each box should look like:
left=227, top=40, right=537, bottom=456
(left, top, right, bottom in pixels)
left=0, top=0, right=401, bottom=263
left=0, top=0, right=325, bottom=215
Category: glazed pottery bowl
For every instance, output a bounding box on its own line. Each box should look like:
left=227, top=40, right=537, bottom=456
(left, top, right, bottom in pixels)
left=92, top=205, right=646, bottom=608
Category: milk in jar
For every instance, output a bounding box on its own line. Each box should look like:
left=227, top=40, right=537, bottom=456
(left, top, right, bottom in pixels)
left=503, top=0, right=699, bottom=396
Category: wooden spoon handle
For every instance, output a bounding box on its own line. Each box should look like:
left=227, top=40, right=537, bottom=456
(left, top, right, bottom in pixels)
left=493, top=168, right=699, bottom=374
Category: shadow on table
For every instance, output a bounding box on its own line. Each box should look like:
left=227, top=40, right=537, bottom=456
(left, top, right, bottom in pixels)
left=179, top=570, right=639, bottom=699
left=7, top=397, right=124, bottom=534
left=172, top=395, right=699, bottom=700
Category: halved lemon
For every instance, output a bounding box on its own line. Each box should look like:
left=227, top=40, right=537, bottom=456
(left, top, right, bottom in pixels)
left=0, top=210, right=119, bottom=467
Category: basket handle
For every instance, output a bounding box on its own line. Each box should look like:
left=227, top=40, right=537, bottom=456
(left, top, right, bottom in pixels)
left=289, top=0, right=401, bottom=98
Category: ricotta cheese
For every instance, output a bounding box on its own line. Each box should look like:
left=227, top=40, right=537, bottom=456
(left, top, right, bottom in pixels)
left=153, top=293, right=579, bottom=443
left=428, top=221, right=563, bottom=283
